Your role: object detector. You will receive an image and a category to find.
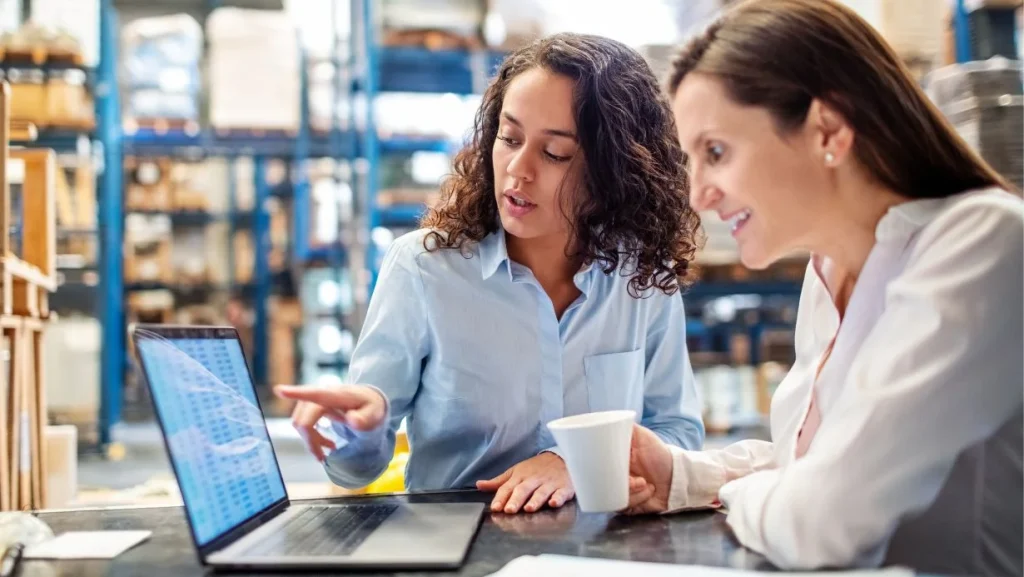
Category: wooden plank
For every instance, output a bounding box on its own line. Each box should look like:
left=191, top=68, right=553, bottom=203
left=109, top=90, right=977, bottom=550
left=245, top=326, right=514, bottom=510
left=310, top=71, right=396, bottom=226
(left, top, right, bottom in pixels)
left=0, top=328, right=10, bottom=510
left=0, top=256, right=56, bottom=292
left=12, top=279, right=38, bottom=318
left=8, top=324, right=20, bottom=510
left=74, top=154, right=95, bottom=229
left=1, top=270, right=10, bottom=316
left=11, top=149, right=56, bottom=280
left=31, top=326, right=45, bottom=508
left=54, top=164, right=75, bottom=228
left=16, top=328, right=29, bottom=510
left=0, top=82, right=9, bottom=257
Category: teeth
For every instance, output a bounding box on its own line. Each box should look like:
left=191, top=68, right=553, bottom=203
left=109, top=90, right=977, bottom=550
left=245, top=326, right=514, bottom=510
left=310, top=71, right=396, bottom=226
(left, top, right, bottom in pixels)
left=509, top=196, right=531, bottom=207
left=728, top=209, right=752, bottom=232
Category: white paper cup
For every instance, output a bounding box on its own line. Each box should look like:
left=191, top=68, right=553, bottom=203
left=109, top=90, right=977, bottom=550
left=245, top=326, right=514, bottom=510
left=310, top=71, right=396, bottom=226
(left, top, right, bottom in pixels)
left=547, top=410, right=636, bottom=513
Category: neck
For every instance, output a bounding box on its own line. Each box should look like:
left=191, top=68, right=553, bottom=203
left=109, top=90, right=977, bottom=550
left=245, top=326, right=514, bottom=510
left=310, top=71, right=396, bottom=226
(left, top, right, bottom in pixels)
left=505, top=232, right=580, bottom=286
left=809, top=179, right=907, bottom=279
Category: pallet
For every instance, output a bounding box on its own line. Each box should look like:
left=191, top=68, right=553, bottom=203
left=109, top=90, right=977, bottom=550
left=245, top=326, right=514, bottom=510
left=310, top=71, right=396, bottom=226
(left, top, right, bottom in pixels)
left=0, top=46, right=85, bottom=68
left=382, top=29, right=482, bottom=51
left=124, top=117, right=202, bottom=136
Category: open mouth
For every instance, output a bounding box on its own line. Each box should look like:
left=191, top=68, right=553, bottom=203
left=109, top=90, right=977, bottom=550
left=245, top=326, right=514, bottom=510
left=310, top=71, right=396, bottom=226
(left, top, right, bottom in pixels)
left=505, top=193, right=537, bottom=209
left=727, top=209, right=752, bottom=234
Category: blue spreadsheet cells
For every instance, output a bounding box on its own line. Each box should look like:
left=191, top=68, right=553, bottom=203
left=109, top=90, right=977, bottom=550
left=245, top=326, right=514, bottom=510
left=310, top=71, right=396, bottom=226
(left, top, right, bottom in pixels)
left=138, top=337, right=286, bottom=546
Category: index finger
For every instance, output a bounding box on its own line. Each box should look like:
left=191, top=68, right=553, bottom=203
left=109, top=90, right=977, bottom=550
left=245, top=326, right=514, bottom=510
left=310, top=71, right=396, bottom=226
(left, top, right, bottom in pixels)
left=276, top=385, right=367, bottom=411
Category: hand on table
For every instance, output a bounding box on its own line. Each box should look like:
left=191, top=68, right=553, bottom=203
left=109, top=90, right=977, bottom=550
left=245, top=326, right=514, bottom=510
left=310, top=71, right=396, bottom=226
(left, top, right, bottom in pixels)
left=275, top=384, right=388, bottom=462
left=622, top=424, right=674, bottom=515
left=476, top=453, right=575, bottom=514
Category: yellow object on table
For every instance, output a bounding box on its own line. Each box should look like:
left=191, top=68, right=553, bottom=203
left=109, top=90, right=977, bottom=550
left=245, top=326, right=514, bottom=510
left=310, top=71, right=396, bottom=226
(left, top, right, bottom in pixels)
left=328, top=430, right=410, bottom=497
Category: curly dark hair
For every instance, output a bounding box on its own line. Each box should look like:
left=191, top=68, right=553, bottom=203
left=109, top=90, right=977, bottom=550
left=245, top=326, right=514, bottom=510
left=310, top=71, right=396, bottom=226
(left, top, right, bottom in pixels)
left=421, top=32, right=703, bottom=296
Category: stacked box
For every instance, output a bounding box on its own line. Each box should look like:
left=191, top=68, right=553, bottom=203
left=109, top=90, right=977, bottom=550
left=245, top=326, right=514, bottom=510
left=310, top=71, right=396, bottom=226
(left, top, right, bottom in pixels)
left=121, top=14, right=202, bottom=123
left=206, top=8, right=300, bottom=131
left=926, top=58, right=1024, bottom=189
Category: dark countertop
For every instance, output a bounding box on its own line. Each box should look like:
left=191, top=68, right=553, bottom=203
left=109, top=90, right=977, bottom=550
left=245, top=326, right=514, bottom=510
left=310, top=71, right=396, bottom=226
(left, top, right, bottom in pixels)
left=27, top=490, right=774, bottom=577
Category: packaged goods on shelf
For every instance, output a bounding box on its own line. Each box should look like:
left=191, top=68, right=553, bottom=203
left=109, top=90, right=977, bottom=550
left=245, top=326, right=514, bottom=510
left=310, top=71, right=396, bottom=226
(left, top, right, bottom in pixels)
left=301, top=268, right=356, bottom=317
left=1, top=68, right=93, bottom=129
left=203, top=222, right=231, bottom=286
left=125, top=158, right=173, bottom=212
left=284, top=0, right=352, bottom=61
left=121, top=14, right=202, bottom=123
left=124, top=214, right=173, bottom=284
left=21, top=0, right=99, bottom=66
left=44, top=317, right=100, bottom=432
left=926, top=58, right=1024, bottom=189
left=483, top=0, right=546, bottom=49
left=376, top=93, right=480, bottom=140
left=206, top=8, right=301, bottom=131
left=307, top=63, right=364, bottom=133
left=695, top=365, right=763, bottom=434
left=839, top=0, right=946, bottom=75
left=382, top=0, right=483, bottom=40
left=963, top=1, right=1023, bottom=61
left=171, top=228, right=209, bottom=286
left=233, top=230, right=255, bottom=284
left=127, top=290, right=174, bottom=324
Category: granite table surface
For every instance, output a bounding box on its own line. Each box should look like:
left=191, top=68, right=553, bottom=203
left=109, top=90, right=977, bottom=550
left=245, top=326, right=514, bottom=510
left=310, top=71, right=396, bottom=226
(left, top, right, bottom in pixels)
left=27, top=489, right=774, bottom=577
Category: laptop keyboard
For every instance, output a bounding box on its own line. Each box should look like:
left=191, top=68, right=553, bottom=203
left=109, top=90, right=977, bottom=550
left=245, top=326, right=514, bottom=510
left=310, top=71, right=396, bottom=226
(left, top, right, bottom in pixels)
left=248, top=504, right=398, bottom=558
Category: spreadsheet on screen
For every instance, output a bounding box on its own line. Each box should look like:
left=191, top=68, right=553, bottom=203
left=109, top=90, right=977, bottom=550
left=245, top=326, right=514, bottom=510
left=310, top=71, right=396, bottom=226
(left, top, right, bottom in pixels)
left=137, top=337, right=286, bottom=546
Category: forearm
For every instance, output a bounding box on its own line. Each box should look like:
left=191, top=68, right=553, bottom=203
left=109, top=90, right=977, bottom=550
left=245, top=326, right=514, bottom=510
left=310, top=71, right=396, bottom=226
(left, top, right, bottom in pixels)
left=665, top=439, right=775, bottom=512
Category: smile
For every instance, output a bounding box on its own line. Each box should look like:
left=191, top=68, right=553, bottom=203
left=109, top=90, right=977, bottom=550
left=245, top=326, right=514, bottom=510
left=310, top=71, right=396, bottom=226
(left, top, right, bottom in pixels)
left=726, top=209, right=752, bottom=235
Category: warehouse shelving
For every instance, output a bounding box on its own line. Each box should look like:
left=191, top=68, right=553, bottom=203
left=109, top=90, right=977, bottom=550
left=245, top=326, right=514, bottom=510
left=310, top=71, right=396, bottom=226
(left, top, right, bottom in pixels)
left=84, top=0, right=1001, bottom=447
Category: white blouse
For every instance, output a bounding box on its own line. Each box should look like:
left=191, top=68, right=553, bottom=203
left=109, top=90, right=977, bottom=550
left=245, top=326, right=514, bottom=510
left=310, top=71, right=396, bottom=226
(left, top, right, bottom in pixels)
left=667, top=188, right=1024, bottom=576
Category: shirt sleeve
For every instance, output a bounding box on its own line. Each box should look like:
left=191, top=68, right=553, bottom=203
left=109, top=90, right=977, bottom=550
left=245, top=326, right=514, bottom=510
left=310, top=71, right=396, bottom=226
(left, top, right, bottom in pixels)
left=322, top=237, right=431, bottom=488
left=665, top=440, right=776, bottom=511
left=718, top=196, right=1024, bottom=569
left=639, top=293, right=706, bottom=449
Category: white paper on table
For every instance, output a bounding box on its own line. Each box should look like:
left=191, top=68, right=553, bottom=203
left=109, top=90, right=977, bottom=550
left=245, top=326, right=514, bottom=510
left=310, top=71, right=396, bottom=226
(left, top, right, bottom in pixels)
left=487, top=555, right=916, bottom=576
left=23, top=531, right=152, bottom=560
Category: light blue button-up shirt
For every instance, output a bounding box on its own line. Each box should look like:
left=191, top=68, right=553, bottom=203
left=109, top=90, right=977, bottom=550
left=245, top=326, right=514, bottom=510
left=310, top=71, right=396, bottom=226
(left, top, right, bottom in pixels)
left=323, top=228, right=704, bottom=491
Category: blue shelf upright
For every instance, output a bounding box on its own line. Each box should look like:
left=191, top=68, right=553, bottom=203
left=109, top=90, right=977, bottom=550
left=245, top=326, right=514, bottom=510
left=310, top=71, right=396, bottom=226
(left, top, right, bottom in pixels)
left=97, top=0, right=123, bottom=446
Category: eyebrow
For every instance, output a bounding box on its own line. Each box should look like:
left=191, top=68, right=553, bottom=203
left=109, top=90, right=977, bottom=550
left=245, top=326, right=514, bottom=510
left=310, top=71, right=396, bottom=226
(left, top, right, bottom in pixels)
left=502, top=112, right=577, bottom=140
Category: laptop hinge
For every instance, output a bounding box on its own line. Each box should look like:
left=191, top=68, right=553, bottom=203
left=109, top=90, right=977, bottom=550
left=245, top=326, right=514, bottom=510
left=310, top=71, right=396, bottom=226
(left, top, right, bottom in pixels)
left=199, top=498, right=291, bottom=560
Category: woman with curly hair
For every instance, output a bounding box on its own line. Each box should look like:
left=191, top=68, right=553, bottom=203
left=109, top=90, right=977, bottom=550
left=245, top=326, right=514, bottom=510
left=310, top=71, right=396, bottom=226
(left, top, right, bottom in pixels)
left=277, top=32, right=706, bottom=514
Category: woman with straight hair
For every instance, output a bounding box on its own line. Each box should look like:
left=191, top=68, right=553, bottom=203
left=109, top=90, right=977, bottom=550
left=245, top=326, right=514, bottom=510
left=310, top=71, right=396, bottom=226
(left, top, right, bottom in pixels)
left=624, top=1, right=1023, bottom=575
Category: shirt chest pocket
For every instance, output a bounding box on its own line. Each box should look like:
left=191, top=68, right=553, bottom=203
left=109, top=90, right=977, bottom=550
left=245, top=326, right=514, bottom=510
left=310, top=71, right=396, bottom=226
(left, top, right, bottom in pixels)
left=583, top=349, right=645, bottom=415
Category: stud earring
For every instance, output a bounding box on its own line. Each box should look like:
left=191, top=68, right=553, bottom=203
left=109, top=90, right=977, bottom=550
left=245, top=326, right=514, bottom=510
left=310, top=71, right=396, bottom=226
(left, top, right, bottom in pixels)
left=824, top=152, right=835, bottom=165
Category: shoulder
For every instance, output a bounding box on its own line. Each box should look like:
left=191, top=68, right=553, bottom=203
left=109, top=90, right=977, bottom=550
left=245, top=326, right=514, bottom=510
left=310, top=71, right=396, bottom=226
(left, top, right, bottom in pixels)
left=385, top=228, right=485, bottom=272
left=914, top=188, right=1023, bottom=260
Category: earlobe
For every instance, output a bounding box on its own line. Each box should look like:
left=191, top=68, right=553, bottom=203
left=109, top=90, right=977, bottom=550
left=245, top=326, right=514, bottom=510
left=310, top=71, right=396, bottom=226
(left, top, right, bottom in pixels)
left=810, top=98, right=854, bottom=164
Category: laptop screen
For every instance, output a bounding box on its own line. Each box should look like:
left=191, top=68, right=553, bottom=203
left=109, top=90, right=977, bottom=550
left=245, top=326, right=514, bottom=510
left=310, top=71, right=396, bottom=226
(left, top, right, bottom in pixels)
left=135, top=330, right=287, bottom=547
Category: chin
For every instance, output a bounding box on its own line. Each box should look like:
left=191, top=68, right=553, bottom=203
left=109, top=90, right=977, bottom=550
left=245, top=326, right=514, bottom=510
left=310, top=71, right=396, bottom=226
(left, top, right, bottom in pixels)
left=738, top=249, right=775, bottom=271
left=497, top=214, right=536, bottom=239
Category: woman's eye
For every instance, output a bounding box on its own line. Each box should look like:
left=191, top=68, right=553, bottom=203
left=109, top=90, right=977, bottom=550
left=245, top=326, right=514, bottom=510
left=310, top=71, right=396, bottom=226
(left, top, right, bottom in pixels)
left=706, top=143, right=725, bottom=165
left=497, top=135, right=520, bottom=147
left=544, top=151, right=572, bottom=163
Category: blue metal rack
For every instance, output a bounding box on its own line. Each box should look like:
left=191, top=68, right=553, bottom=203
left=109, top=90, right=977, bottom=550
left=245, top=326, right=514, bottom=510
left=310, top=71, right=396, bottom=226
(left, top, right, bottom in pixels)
left=358, top=0, right=506, bottom=291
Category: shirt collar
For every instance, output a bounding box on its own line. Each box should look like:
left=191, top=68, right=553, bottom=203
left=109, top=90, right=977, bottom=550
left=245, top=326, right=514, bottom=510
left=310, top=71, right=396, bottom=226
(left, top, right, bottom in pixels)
left=479, top=228, right=510, bottom=281
left=479, top=227, right=597, bottom=286
left=874, top=191, right=976, bottom=243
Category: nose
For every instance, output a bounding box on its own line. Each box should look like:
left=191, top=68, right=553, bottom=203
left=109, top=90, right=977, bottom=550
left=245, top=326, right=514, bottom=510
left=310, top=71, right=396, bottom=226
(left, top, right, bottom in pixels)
left=687, top=163, right=722, bottom=212
left=505, top=146, right=535, bottom=183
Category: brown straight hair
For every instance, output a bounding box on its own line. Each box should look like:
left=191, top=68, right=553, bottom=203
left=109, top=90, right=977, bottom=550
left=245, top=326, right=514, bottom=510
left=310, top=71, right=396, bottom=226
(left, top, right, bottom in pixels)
left=669, top=0, right=1014, bottom=198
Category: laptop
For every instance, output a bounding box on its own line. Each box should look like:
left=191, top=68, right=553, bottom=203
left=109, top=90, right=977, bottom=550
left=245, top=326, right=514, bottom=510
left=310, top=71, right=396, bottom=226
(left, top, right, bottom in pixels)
left=131, top=324, right=484, bottom=570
